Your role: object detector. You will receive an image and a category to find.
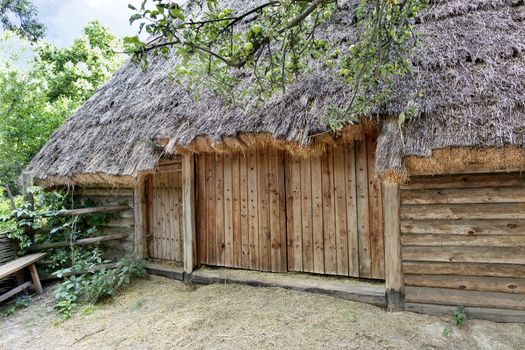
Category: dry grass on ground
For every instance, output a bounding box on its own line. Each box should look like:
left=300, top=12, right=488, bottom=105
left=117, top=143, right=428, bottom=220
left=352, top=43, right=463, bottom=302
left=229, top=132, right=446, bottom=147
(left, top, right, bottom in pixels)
left=1, top=275, right=524, bottom=350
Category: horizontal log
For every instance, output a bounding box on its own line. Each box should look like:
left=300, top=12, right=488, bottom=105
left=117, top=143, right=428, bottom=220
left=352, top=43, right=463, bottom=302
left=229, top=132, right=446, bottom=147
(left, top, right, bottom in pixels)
left=54, top=205, right=130, bottom=217
left=28, top=233, right=128, bottom=251
left=404, top=303, right=525, bottom=323
left=405, top=286, right=525, bottom=310
left=403, top=261, right=525, bottom=278
left=75, top=196, right=134, bottom=206
left=402, top=173, right=525, bottom=190
left=157, top=163, right=182, bottom=173
left=401, top=233, right=525, bottom=247
left=401, top=187, right=525, bottom=205
left=401, top=203, right=525, bottom=220
left=402, top=246, right=525, bottom=264
left=0, top=281, right=33, bottom=303
left=400, top=219, right=525, bottom=235
left=404, top=274, right=525, bottom=294
left=75, top=188, right=134, bottom=197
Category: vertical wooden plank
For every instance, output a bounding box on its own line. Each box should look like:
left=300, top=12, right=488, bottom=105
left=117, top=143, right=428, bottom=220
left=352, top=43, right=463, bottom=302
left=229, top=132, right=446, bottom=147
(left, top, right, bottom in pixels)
left=356, top=138, right=372, bottom=278
left=197, top=155, right=207, bottom=265
left=240, top=153, right=250, bottom=269
left=268, top=148, right=285, bottom=272
left=334, top=145, right=349, bottom=276
left=367, top=136, right=385, bottom=279
left=311, top=156, right=325, bottom=274
left=231, top=153, right=242, bottom=268
left=177, top=170, right=184, bottom=261
left=223, top=154, right=234, bottom=267
left=247, top=150, right=259, bottom=270
left=322, top=146, right=337, bottom=275
left=258, top=147, right=271, bottom=272
left=277, top=151, right=287, bottom=273
left=289, top=156, right=303, bottom=272
left=285, top=153, right=294, bottom=271
left=383, top=182, right=403, bottom=311
left=301, top=157, right=314, bottom=273
left=153, top=175, right=159, bottom=259
left=345, top=142, right=360, bottom=277
left=133, top=177, right=147, bottom=259
left=215, top=154, right=225, bottom=266
left=206, top=154, right=216, bottom=265
left=182, top=154, right=196, bottom=276
left=168, top=172, right=176, bottom=261
left=146, top=176, right=154, bottom=259
left=159, top=173, right=167, bottom=260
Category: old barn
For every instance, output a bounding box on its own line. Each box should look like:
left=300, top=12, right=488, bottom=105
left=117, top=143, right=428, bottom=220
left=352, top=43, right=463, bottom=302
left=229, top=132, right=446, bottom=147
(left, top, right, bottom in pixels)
left=26, top=0, right=525, bottom=322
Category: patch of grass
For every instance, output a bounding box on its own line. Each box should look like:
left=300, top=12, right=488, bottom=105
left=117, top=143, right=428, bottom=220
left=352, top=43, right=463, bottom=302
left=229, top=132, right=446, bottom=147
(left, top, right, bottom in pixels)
left=452, top=306, right=467, bottom=327
left=0, top=294, right=32, bottom=318
left=130, top=300, right=143, bottom=311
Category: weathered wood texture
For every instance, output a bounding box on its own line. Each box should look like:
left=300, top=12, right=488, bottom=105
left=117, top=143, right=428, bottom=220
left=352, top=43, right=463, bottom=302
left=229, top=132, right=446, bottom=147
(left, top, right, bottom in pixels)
left=285, top=141, right=384, bottom=279
left=147, top=158, right=184, bottom=262
left=182, top=154, right=197, bottom=275
left=74, top=185, right=135, bottom=254
left=401, top=172, right=525, bottom=318
left=196, top=147, right=287, bottom=272
left=196, top=137, right=384, bottom=278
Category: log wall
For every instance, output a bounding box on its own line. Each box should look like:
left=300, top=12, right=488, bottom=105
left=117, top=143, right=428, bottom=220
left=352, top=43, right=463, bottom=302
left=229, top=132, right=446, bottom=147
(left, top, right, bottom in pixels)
left=400, top=172, right=525, bottom=321
left=74, top=186, right=135, bottom=254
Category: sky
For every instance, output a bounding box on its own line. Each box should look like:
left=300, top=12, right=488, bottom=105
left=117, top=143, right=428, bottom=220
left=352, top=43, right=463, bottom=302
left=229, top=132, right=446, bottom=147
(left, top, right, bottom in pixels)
left=33, top=0, right=144, bottom=46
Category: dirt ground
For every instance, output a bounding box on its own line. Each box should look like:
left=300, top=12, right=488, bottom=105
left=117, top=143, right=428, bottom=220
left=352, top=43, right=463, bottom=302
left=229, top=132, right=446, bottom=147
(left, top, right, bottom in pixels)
left=0, top=275, right=524, bottom=350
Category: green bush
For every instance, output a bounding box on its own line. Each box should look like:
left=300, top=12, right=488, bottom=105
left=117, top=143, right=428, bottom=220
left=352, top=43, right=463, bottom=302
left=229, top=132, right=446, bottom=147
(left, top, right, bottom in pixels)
left=53, top=258, right=145, bottom=319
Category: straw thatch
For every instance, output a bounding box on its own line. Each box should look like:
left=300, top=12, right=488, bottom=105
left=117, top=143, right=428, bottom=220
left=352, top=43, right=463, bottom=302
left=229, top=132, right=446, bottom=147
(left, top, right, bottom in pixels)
left=26, top=0, right=525, bottom=185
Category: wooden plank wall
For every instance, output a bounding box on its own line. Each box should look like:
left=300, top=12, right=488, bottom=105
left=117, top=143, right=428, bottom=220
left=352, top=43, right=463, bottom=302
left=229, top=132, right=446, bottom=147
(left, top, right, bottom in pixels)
left=74, top=186, right=135, bottom=254
left=196, top=147, right=287, bottom=272
left=400, top=173, right=525, bottom=318
left=147, top=159, right=184, bottom=262
left=285, top=140, right=384, bottom=279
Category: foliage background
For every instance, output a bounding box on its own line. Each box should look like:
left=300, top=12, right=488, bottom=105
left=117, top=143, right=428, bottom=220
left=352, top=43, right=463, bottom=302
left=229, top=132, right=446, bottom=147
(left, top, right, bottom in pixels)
left=0, top=21, right=122, bottom=193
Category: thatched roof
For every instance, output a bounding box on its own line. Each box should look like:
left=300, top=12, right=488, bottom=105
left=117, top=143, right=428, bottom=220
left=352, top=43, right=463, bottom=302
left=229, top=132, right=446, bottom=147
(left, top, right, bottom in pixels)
left=27, top=0, right=525, bottom=185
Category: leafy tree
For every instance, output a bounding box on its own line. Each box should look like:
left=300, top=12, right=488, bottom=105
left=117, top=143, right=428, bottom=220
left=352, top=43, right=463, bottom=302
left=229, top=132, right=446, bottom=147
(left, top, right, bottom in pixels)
left=0, top=21, right=122, bottom=192
left=126, top=0, right=427, bottom=127
left=0, top=0, right=45, bottom=41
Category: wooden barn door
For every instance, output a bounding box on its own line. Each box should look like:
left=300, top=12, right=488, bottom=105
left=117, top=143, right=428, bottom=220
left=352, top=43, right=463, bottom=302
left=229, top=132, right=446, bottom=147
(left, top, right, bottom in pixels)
left=195, top=137, right=384, bottom=279
left=147, top=160, right=184, bottom=262
left=196, top=148, right=287, bottom=272
left=285, top=139, right=385, bottom=279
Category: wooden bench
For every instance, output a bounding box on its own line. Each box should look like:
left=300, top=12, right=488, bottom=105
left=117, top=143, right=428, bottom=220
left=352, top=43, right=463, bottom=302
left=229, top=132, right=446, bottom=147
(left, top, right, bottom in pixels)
left=0, top=253, right=46, bottom=303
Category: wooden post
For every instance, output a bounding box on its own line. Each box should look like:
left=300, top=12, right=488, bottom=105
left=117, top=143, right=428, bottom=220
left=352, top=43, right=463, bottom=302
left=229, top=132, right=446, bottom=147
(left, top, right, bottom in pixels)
left=21, top=172, right=35, bottom=243
left=28, top=263, right=43, bottom=295
left=182, top=154, right=197, bottom=280
left=383, top=181, right=404, bottom=311
left=134, top=178, right=148, bottom=259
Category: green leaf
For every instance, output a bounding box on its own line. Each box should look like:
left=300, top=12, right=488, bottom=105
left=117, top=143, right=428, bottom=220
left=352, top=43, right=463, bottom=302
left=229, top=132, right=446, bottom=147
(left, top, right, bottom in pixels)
left=129, top=14, right=142, bottom=24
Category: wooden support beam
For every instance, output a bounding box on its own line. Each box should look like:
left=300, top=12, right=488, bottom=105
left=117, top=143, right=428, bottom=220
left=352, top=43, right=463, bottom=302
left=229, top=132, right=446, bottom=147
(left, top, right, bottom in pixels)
left=28, top=263, right=43, bottom=295
left=134, top=178, right=148, bottom=259
left=28, top=233, right=128, bottom=251
left=182, top=153, right=197, bottom=278
left=383, top=181, right=404, bottom=311
left=21, top=172, right=34, bottom=204
left=0, top=281, right=32, bottom=303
